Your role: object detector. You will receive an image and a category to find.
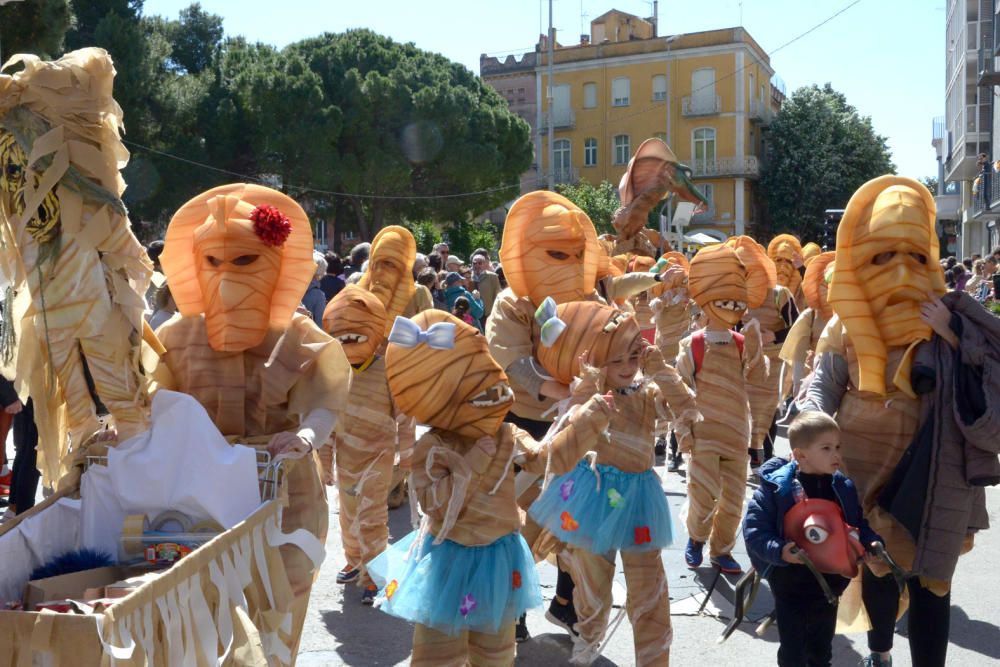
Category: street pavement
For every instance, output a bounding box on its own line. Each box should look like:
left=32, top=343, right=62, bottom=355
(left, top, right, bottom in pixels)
left=298, top=435, right=1000, bottom=666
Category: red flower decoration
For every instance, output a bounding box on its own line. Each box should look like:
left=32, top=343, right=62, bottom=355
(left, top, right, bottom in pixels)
left=250, top=204, right=292, bottom=247
left=634, top=526, right=651, bottom=545
left=512, top=570, right=522, bottom=590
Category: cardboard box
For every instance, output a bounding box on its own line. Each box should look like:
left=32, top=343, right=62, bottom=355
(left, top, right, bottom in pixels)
left=23, top=566, right=144, bottom=611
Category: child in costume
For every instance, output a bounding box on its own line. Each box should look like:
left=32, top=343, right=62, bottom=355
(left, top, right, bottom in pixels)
left=744, top=411, right=883, bottom=667
left=802, top=176, right=1000, bottom=667
left=156, top=183, right=352, bottom=656
left=320, top=284, right=413, bottom=604
left=676, top=243, right=767, bottom=574
left=727, top=236, right=797, bottom=467
left=369, top=310, right=614, bottom=666
left=528, top=299, right=699, bottom=666
left=779, top=252, right=835, bottom=396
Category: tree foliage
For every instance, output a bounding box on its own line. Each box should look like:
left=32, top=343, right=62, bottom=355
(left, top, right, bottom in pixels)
left=759, top=83, right=895, bottom=241
left=555, top=180, right=620, bottom=235
left=400, top=220, right=443, bottom=254
left=2, top=6, right=533, bottom=246
left=0, top=0, right=74, bottom=59
left=444, top=220, right=498, bottom=261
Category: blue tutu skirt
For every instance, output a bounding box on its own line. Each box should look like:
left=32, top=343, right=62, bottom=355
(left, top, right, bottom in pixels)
left=528, top=460, right=673, bottom=555
left=367, top=530, right=542, bottom=636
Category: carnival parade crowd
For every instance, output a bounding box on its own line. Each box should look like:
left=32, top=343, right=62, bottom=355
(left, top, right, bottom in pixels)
left=0, top=48, right=998, bottom=667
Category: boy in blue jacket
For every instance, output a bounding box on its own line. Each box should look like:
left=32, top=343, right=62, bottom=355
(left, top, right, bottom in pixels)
left=744, top=411, right=885, bottom=667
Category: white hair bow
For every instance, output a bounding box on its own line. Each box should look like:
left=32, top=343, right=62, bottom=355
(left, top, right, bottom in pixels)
left=387, top=316, right=456, bottom=350
left=534, top=297, right=566, bottom=347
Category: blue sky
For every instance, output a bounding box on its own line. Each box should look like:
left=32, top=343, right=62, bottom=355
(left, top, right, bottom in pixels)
left=143, top=0, right=945, bottom=180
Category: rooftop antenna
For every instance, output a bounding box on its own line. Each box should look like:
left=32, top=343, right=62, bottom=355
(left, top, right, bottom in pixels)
left=580, top=0, right=589, bottom=38
left=739, top=0, right=744, bottom=26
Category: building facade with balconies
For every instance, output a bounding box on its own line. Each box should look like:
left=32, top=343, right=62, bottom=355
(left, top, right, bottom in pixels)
left=944, top=0, right=999, bottom=257
left=482, top=10, right=783, bottom=239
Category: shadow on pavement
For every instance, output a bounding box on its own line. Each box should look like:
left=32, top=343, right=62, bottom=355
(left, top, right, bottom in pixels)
left=516, top=632, right=620, bottom=665
left=897, top=604, right=1000, bottom=661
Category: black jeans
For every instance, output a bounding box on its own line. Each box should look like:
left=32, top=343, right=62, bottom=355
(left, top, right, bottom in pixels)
left=774, top=593, right=838, bottom=666
left=862, top=568, right=951, bottom=666
left=11, top=399, right=38, bottom=513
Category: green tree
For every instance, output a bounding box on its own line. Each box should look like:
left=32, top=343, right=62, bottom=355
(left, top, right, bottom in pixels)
left=0, top=0, right=74, bottom=60
left=444, top=220, right=497, bottom=261
left=401, top=220, right=443, bottom=254
left=921, top=176, right=939, bottom=195
left=286, top=30, right=532, bottom=240
left=759, top=83, right=895, bottom=241
left=555, top=180, right=620, bottom=234
left=168, top=2, right=223, bottom=74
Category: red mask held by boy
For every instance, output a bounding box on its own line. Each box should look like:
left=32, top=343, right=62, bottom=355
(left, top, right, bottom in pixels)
left=783, top=498, right=866, bottom=578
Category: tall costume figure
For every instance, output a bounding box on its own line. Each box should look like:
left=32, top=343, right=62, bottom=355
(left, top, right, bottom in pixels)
left=728, top=236, right=795, bottom=464
left=803, top=175, right=1000, bottom=667
left=321, top=285, right=412, bottom=602
left=768, top=233, right=805, bottom=310
left=369, top=310, right=613, bottom=667
left=780, top=251, right=835, bottom=394
left=650, top=252, right=694, bottom=364
left=530, top=300, right=698, bottom=666
left=677, top=244, right=766, bottom=573
left=157, top=183, right=352, bottom=657
left=359, top=224, right=417, bottom=330
left=0, top=49, right=153, bottom=485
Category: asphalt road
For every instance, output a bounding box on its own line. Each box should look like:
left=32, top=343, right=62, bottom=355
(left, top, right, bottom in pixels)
left=299, top=436, right=1000, bottom=666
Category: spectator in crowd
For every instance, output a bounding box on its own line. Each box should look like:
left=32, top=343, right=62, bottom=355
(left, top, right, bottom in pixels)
left=993, top=246, right=1000, bottom=262
left=445, top=255, right=464, bottom=272
left=348, top=242, right=371, bottom=277
left=320, top=252, right=346, bottom=301
left=145, top=240, right=166, bottom=310
left=443, top=272, right=484, bottom=330
left=974, top=256, right=998, bottom=302
left=147, top=284, right=177, bottom=331
left=432, top=242, right=450, bottom=269
left=963, top=257, right=973, bottom=271
left=451, top=295, right=477, bottom=329
left=412, top=253, right=428, bottom=279
left=416, top=267, right=445, bottom=310
left=0, top=375, right=36, bottom=517
left=945, top=256, right=957, bottom=270
left=967, top=259, right=987, bottom=295
left=952, top=263, right=969, bottom=292
left=471, top=248, right=493, bottom=267
left=470, top=253, right=501, bottom=322
left=427, top=253, right=442, bottom=272
left=301, top=252, right=328, bottom=325
left=496, top=263, right=507, bottom=290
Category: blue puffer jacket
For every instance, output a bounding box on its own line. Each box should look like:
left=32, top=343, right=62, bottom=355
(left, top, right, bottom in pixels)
left=742, top=457, right=881, bottom=575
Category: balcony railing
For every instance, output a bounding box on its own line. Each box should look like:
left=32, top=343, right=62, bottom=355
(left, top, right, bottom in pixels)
left=552, top=166, right=578, bottom=185
left=979, top=47, right=1000, bottom=86
left=690, top=156, right=760, bottom=179
left=682, top=95, right=721, bottom=116
left=971, top=169, right=1000, bottom=219
left=539, top=110, right=575, bottom=132
left=748, top=98, right=774, bottom=125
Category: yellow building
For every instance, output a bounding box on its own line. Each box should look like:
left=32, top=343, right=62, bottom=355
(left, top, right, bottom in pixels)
left=485, top=10, right=784, bottom=240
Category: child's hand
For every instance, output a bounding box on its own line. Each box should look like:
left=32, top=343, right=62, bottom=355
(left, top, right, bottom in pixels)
left=596, top=391, right=616, bottom=414
left=571, top=351, right=605, bottom=401
left=781, top=542, right=802, bottom=564
left=863, top=552, right=890, bottom=577
left=474, top=436, right=498, bottom=458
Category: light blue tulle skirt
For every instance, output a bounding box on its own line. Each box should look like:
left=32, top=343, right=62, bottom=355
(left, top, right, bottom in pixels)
left=367, top=530, right=542, bottom=636
left=528, top=459, right=673, bottom=555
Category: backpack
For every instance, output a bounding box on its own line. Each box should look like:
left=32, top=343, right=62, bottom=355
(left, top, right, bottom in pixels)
left=691, top=329, right=744, bottom=376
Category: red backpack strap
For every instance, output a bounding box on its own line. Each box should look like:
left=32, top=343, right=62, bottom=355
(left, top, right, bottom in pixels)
left=692, top=330, right=705, bottom=376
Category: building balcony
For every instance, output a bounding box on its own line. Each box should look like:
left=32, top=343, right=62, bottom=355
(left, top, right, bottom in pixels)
left=538, top=110, right=575, bottom=132
left=682, top=95, right=721, bottom=116
left=978, top=48, right=1000, bottom=86
left=552, top=166, right=579, bottom=185
left=970, top=173, right=1000, bottom=220
left=748, top=98, right=774, bottom=125
left=690, top=156, right=760, bottom=179
left=936, top=192, right=960, bottom=220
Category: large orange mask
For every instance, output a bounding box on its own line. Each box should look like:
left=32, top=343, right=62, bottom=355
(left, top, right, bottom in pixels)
left=688, top=244, right=748, bottom=329
left=767, top=234, right=804, bottom=296
left=802, top=242, right=822, bottom=266
left=803, top=252, right=836, bottom=320
left=161, top=184, right=315, bottom=353
left=535, top=299, right=641, bottom=385
left=385, top=311, right=513, bottom=439
left=828, top=176, right=945, bottom=396
left=322, top=284, right=387, bottom=365
left=359, top=225, right=416, bottom=334
left=500, top=191, right=601, bottom=305
left=725, top=236, right=776, bottom=309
